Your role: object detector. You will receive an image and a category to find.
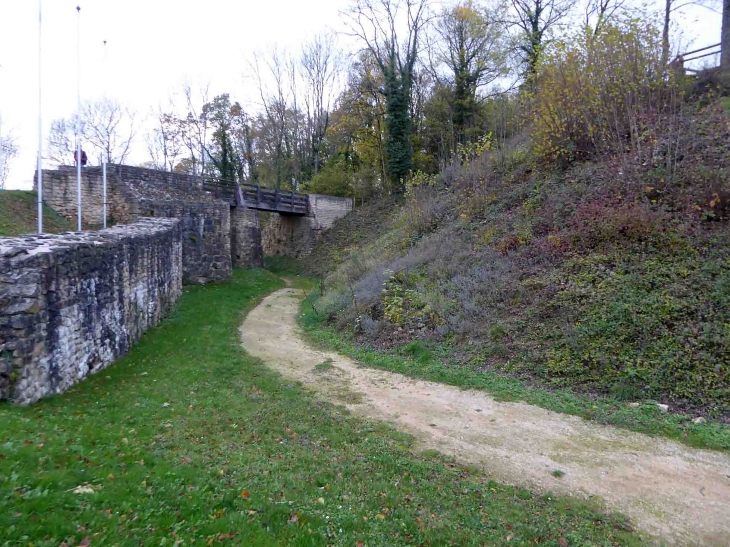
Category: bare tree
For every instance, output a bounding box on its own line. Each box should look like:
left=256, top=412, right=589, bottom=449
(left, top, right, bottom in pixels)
left=0, top=116, right=18, bottom=189
left=46, top=100, right=136, bottom=166
left=251, top=48, right=295, bottom=188
left=82, top=99, right=137, bottom=164
left=146, top=104, right=183, bottom=172
left=180, top=81, right=211, bottom=176
left=510, top=0, right=576, bottom=77
left=47, top=117, right=79, bottom=166
left=661, top=0, right=720, bottom=66
left=584, top=0, right=627, bottom=35
left=301, top=32, right=342, bottom=176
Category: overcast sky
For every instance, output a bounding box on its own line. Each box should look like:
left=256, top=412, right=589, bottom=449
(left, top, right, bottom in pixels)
left=0, top=0, right=722, bottom=189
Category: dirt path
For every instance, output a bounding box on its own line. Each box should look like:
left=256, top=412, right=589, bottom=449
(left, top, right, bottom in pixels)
left=241, top=288, right=730, bottom=546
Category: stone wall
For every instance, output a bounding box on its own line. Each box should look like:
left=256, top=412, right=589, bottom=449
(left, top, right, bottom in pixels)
left=36, top=165, right=233, bottom=284
left=0, top=218, right=182, bottom=405
left=262, top=194, right=353, bottom=258
left=142, top=200, right=232, bottom=284
left=34, top=166, right=136, bottom=228
left=231, top=207, right=263, bottom=268
left=308, top=194, right=354, bottom=231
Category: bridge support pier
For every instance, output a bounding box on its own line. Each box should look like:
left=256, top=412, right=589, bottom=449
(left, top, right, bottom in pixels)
left=262, top=194, right=354, bottom=258
left=230, top=206, right=263, bottom=269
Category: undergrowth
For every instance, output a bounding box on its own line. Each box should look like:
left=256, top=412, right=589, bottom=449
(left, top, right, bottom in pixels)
left=310, top=99, right=730, bottom=420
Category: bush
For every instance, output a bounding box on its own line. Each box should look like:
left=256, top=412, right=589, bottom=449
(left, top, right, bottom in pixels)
left=530, top=18, right=675, bottom=164
left=304, top=164, right=353, bottom=197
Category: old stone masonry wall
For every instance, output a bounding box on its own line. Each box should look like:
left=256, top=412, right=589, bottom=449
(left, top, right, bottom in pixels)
left=0, top=218, right=182, bottom=405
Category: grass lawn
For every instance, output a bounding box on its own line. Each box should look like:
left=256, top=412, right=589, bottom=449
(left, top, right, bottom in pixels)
left=0, top=270, right=639, bottom=546
left=300, top=295, right=730, bottom=454
left=0, top=190, right=72, bottom=237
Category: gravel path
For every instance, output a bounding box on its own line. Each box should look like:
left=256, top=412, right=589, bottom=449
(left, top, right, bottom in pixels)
left=241, top=287, right=730, bottom=546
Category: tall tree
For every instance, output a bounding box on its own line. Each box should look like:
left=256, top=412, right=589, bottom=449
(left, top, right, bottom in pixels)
left=432, top=1, right=507, bottom=148
left=202, top=94, right=240, bottom=182
left=146, top=104, right=183, bottom=172
left=510, top=0, right=576, bottom=78
left=301, top=32, right=342, bottom=177
left=344, top=0, right=430, bottom=191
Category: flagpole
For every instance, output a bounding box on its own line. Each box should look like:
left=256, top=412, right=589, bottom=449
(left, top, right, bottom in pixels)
left=37, top=0, right=43, bottom=234
left=102, top=40, right=107, bottom=229
left=76, top=5, right=82, bottom=231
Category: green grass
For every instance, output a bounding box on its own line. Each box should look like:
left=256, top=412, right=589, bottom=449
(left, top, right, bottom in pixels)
left=0, top=190, right=72, bottom=236
left=0, top=270, right=640, bottom=545
left=721, top=97, right=730, bottom=119
left=300, top=297, right=730, bottom=453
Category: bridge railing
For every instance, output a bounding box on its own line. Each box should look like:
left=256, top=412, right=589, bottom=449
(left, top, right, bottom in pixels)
left=198, top=176, right=309, bottom=215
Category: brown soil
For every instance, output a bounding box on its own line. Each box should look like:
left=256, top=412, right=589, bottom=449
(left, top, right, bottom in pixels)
left=241, top=287, right=730, bottom=546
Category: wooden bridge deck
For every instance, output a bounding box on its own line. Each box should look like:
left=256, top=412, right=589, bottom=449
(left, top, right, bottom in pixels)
left=201, top=180, right=309, bottom=215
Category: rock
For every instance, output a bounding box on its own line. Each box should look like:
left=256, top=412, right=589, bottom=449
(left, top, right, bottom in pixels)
left=628, top=402, right=641, bottom=408
left=657, top=403, right=669, bottom=413
left=692, top=417, right=706, bottom=425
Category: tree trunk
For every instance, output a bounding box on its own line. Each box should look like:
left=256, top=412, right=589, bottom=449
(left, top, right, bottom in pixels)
left=661, top=0, right=671, bottom=67
left=722, top=0, right=730, bottom=72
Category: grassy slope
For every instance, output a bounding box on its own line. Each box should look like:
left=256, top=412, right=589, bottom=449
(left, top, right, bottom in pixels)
left=0, top=190, right=72, bottom=237
left=295, top=104, right=730, bottom=450
left=0, top=270, right=639, bottom=546
left=301, top=197, right=401, bottom=277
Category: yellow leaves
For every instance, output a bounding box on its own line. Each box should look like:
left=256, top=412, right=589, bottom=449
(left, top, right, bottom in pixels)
left=375, top=513, right=386, bottom=519
left=240, top=490, right=250, bottom=499
left=210, top=508, right=224, bottom=519
left=316, top=497, right=325, bottom=504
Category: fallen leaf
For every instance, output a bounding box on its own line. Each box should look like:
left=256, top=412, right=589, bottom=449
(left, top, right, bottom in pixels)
left=79, top=537, right=91, bottom=546
left=376, top=513, right=386, bottom=520
left=289, top=514, right=299, bottom=523
left=316, top=497, right=325, bottom=504
left=558, top=538, right=568, bottom=547
left=241, top=490, right=250, bottom=499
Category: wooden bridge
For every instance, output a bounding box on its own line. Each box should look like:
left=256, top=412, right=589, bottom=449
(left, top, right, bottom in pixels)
left=200, top=178, right=309, bottom=215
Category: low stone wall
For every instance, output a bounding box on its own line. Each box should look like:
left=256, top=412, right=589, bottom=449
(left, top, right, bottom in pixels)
left=262, top=194, right=353, bottom=258
left=0, top=218, right=182, bottom=405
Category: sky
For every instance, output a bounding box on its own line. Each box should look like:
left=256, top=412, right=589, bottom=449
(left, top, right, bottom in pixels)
left=0, top=0, right=723, bottom=190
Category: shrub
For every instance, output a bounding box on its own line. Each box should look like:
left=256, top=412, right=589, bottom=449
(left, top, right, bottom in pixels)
left=530, top=18, right=675, bottom=164
left=304, top=164, right=353, bottom=197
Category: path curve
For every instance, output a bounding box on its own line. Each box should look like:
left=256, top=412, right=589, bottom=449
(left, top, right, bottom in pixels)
left=241, top=288, right=730, bottom=546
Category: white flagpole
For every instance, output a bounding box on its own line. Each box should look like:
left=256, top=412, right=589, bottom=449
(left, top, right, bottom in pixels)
left=37, top=0, right=43, bottom=234
left=76, top=5, right=82, bottom=231
left=102, top=40, right=107, bottom=229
